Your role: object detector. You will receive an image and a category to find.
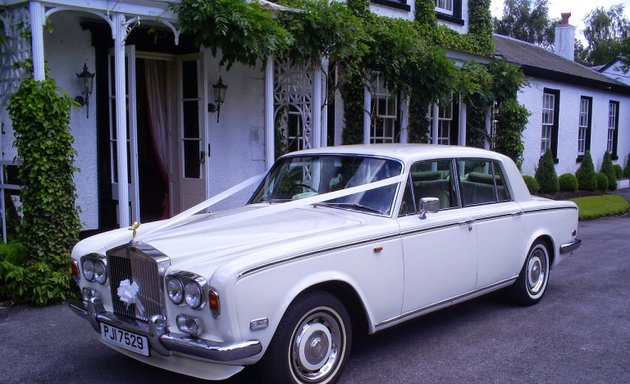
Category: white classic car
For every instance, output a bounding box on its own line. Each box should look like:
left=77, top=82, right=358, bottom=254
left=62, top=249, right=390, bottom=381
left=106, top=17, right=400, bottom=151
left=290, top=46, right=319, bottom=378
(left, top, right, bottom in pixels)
left=70, top=144, right=581, bottom=383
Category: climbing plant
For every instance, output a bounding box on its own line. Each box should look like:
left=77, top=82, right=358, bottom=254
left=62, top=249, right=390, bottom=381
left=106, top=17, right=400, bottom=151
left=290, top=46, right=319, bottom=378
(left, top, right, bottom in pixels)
left=6, top=76, right=81, bottom=305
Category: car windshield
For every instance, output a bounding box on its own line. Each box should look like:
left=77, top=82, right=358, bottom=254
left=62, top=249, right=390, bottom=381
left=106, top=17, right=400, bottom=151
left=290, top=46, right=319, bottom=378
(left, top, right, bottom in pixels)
left=249, top=155, right=403, bottom=215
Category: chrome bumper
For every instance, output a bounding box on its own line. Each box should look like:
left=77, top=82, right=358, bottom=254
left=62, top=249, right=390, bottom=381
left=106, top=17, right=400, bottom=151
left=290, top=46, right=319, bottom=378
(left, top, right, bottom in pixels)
left=69, top=297, right=262, bottom=362
left=560, top=238, right=582, bottom=254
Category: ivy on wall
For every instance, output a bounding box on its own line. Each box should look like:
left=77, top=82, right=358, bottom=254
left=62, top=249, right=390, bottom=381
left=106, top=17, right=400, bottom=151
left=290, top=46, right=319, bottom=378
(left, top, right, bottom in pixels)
left=175, top=0, right=527, bottom=161
left=6, top=75, right=81, bottom=305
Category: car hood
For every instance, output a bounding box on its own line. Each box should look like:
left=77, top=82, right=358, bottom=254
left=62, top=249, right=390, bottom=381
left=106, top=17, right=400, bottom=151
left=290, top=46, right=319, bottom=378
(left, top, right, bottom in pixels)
left=73, top=205, right=396, bottom=281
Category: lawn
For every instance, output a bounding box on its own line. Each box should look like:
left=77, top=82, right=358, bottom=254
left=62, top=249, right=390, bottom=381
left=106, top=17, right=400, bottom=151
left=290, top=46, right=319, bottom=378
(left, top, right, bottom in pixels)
left=569, top=194, right=630, bottom=220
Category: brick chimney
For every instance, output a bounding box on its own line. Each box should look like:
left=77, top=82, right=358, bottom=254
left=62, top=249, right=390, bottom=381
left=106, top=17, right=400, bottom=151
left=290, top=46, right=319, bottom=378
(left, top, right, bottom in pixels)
left=554, top=13, right=575, bottom=61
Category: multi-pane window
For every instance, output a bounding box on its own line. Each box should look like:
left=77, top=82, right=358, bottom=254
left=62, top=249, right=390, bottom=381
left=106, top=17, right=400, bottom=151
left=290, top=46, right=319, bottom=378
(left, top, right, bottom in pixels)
left=436, top=0, right=453, bottom=14
left=607, top=101, right=618, bottom=154
left=541, top=91, right=555, bottom=155
left=370, top=73, right=398, bottom=143
left=437, top=101, right=453, bottom=145
left=577, top=97, right=591, bottom=156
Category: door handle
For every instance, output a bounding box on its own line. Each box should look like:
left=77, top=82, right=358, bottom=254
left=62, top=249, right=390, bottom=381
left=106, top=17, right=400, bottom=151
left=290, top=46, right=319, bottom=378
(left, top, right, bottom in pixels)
left=458, top=219, right=475, bottom=231
left=200, top=150, right=206, bottom=164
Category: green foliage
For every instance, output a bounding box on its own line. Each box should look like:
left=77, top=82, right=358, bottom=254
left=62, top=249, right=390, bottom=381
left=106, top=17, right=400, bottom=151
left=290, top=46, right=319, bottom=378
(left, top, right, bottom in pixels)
left=576, top=150, right=597, bottom=191
left=0, top=242, right=27, bottom=303
left=493, top=0, right=556, bottom=48
left=494, top=99, right=529, bottom=168
left=600, top=151, right=617, bottom=190
left=468, top=0, right=494, bottom=53
left=174, top=0, right=292, bottom=69
left=346, top=0, right=370, bottom=17
left=488, top=59, right=526, bottom=104
left=596, top=172, right=609, bottom=191
left=523, top=175, right=540, bottom=195
left=577, top=4, right=629, bottom=66
left=613, top=164, right=623, bottom=179
left=535, top=150, right=559, bottom=193
left=7, top=78, right=81, bottom=305
left=340, top=74, right=364, bottom=145
left=624, top=153, right=630, bottom=178
left=558, top=173, right=578, bottom=192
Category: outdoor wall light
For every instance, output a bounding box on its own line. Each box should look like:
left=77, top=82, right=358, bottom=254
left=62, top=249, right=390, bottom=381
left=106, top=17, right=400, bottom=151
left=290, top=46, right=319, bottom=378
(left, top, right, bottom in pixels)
left=207, top=77, right=227, bottom=123
left=75, top=63, right=95, bottom=118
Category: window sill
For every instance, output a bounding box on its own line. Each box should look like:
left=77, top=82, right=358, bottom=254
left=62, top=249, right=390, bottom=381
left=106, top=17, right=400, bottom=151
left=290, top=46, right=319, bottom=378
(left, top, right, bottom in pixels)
left=436, top=12, right=465, bottom=26
left=371, top=0, right=411, bottom=11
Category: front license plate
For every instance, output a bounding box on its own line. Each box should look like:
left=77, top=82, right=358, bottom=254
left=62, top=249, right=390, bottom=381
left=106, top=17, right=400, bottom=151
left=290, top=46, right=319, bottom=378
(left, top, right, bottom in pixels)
left=100, top=323, right=149, bottom=356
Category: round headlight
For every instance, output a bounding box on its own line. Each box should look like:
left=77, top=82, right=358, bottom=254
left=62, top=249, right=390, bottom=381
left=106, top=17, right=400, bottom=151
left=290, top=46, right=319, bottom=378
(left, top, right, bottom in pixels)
left=166, top=277, right=184, bottom=305
left=82, top=259, right=95, bottom=282
left=93, top=261, right=107, bottom=284
left=184, top=282, right=203, bottom=309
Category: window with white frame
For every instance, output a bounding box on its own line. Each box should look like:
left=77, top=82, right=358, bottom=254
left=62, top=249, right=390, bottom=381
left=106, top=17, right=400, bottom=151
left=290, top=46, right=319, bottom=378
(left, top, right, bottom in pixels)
left=607, top=101, right=619, bottom=155
left=436, top=0, right=454, bottom=15
left=370, top=73, right=398, bottom=143
left=541, top=91, right=555, bottom=155
left=437, top=101, right=453, bottom=145
left=577, top=97, right=591, bottom=156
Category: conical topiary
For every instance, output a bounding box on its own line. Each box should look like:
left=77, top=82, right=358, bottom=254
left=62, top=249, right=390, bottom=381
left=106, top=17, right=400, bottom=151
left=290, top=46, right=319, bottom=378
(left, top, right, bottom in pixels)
left=576, top=150, right=597, bottom=191
left=535, top=150, right=559, bottom=193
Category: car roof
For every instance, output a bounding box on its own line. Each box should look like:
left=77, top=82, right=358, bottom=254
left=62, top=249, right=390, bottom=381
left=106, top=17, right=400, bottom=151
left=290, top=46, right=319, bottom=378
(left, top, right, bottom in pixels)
left=283, top=144, right=509, bottom=165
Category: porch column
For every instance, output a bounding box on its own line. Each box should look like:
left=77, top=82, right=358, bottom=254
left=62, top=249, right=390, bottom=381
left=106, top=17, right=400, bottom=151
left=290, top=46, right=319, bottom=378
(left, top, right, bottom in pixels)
left=320, top=58, right=329, bottom=147
left=431, top=103, right=439, bottom=144
left=458, top=95, right=467, bottom=146
left=113, top=13, right=130, bottom=227
left=363, top=85, right=371, bottom=144
left=400, top=96, right=409, bottom=143
left=312, top=65, right=322, bottom=149
left=484, top=108, right=492, bottom=150
left=264, top=56, right=275, bottom=169
left=29, top=1, right=45, bottom=80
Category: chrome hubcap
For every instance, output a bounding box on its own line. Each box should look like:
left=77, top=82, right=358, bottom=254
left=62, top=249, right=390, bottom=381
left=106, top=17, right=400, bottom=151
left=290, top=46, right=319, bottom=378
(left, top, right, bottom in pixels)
left=527, top=247, right=547, bottom=296
left=291, top=309, right=344, bottom=382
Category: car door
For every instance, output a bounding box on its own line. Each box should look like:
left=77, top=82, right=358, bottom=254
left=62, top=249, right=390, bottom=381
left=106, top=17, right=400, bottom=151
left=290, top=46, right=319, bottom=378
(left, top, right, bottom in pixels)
left=398, top=159, right=478, bottom=314
left=456, top=158, right=527, bottom=288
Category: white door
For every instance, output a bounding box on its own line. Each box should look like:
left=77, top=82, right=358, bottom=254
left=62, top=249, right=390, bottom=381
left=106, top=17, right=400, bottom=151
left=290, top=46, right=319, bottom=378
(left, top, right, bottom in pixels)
left=175, top=54, right=207, bottom=211
left=108, top=45, right=140, bottom=224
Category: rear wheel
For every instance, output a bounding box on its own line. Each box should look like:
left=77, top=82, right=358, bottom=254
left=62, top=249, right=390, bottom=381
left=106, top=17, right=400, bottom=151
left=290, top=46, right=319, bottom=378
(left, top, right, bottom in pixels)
left=509, top=240, right=550, bottom=306
left=258, top=290, right=352, bottom=384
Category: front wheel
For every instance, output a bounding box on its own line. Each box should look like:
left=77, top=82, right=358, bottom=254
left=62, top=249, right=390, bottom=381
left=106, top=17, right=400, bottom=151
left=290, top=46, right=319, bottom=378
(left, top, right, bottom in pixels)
left=258, top=290, right=352, bottom=384
left=508, top=240, right=551, bottom=306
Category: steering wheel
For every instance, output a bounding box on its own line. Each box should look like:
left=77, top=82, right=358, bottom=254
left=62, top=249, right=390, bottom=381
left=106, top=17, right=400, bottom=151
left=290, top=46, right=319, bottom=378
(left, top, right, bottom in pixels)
left=290, top=183, right=317, bottom=193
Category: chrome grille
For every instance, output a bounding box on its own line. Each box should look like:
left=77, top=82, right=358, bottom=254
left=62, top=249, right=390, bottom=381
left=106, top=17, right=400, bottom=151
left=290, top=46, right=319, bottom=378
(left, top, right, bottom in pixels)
left=107, top=244, right=170, bottom=322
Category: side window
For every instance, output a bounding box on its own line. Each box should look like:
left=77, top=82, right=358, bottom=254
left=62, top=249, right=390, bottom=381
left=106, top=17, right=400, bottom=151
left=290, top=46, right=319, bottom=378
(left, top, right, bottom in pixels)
left=400, top=159, right=457, bottom=216
left=458, top=159, right=511, bottom=206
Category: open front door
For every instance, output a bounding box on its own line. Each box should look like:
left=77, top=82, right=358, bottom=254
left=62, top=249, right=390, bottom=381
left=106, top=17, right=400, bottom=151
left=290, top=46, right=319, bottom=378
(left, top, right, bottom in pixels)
left=175, top=54, right=207, bottom=212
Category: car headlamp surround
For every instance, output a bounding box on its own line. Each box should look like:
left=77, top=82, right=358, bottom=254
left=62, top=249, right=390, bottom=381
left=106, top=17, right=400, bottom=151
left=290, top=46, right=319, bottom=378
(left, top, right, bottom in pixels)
left=165, top=272, right=207, bottom=310
left=80, top=254, right=107, bottom=284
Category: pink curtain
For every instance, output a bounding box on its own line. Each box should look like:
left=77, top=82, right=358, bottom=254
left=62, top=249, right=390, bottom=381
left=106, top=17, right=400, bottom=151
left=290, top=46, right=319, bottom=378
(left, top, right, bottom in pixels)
left=144, top=60, right=170, bottom=218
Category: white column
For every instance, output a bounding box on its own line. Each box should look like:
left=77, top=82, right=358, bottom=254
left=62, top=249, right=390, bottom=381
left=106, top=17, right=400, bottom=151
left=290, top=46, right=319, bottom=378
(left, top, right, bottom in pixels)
left=484, top=108, right=492, bottom=150
left=264, top=56, right=275, bottom=169
left=458, top=96, right=467, bottom=146
left=29, top=1, right=45, bottom=81
left=113, top=13, right=130, bottom=227
left=432, top=103, right=439, bottom=144
left=320, top=58, right=329, bottom=147
left=363, top=85, right=371, bottom=144
left=312, top=66, right=322, bottom=149
left=400, top=96, right=409, bottom=143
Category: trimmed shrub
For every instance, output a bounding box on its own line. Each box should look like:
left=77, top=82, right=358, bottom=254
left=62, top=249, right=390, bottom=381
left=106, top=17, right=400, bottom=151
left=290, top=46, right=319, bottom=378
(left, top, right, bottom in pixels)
left=523, top=175, right=540, bottom=195
left=535, top=150, right=559, bottom=193
left=576, top=150, right=597, bottom=191
left=613, top=164, right=623, bottom=179
left=558, top=173, right=578, bottom=192
left=596, top=173, right=609, bottom=191
left=600, top=151, right=617, bottom=191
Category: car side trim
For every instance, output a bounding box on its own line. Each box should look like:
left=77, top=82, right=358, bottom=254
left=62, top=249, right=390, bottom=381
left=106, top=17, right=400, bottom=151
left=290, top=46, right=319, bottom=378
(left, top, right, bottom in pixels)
left=560, top=239, right=582, bottom=254
left=374, top=277, right=517, bottom=332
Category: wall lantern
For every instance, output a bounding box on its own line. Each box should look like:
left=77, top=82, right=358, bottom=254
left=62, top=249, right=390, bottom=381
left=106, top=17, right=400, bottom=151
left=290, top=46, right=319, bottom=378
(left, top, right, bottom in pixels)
left=207, top=77, right=227, bottom=123
left=75, top=63, right=95, bottom=118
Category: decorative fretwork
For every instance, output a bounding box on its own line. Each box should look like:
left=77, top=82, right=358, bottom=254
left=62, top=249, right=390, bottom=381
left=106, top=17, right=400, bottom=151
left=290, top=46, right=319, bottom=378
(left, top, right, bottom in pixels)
left=0, top=6, right=31, bottom=106
left=274, top=58, right=313, bottom=152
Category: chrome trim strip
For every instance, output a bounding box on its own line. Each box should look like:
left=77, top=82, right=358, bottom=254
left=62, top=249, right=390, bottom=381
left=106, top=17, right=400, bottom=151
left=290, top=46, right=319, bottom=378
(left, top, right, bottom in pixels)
left=374, top=277, right=517, bottom=331
left=560, top=238, right=582, bottom=254
left=69, top=299, right=261, bottom=362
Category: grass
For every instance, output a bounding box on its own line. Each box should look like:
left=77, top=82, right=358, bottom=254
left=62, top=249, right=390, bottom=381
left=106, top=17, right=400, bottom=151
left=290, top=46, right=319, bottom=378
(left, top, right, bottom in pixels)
left=569, top=194, right=630, bottom=220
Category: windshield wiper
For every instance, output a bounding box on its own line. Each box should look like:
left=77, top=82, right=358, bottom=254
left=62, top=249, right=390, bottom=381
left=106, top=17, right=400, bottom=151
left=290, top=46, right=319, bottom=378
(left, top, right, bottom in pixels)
left=314, top=202, right=383, bottom=215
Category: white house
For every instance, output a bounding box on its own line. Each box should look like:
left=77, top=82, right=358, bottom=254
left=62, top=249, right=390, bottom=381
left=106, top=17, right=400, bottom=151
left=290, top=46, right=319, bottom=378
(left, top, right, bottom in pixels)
left=594, top=58, right=630, bottom=86
left=494, top=14, right=630, bottom=177
left=0, top=0, right=476, bottom=236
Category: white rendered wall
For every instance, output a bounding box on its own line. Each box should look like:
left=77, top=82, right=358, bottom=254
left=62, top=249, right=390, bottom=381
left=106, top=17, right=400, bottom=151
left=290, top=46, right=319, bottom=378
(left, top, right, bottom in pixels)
left=519, top=78, right=630, bottom=177
left=370, top=2, right=415, bottom=21
left=44, top=13, right=99, bottom=230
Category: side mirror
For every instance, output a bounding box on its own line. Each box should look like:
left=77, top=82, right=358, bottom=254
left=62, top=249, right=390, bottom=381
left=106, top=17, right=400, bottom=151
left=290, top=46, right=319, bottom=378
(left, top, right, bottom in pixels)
left=418, top=197, right=440, bottom=220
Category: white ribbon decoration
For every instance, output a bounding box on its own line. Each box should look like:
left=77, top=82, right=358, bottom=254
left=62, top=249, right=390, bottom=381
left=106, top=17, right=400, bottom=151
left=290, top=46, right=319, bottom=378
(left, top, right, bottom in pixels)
left=117, top=279, right=145, bottom=317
